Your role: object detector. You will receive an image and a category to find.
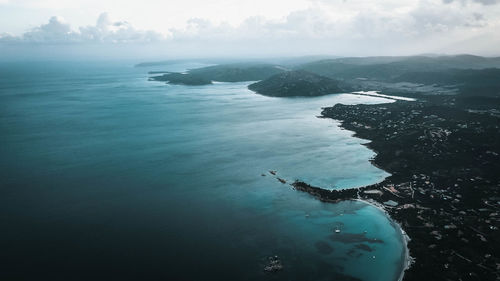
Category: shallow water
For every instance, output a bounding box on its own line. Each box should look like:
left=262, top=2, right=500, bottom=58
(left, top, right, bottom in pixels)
left=0, top=61, right=404, bottom=281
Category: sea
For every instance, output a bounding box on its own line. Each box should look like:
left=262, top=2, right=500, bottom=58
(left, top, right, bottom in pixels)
left=0, top=61, right=406, bottom=281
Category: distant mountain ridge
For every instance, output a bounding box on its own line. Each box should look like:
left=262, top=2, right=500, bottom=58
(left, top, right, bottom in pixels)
left=392, top=68, right=500, bottom=97
left=146, top=55, right=500, bottom=97
left=297, top=55, right=500, bottom=80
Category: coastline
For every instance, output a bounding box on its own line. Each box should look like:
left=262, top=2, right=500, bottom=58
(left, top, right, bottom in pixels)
left=338, top=95, right=414, bottom=281
left=266, top=92, right=416, bottom=281
left=271, top=90, right=500, bottom=281
left=310, top=94, right=499, bottom=280
left=288, top=180, right=413, bottom=281
left=357, top=198, right=413, bottom=281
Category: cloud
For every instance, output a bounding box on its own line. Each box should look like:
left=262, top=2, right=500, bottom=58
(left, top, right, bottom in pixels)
left=22, top=16, right=78, bottom=43
left=443, top=0, right=500, bottom=5
left=78, top=13, right=165, bottom=43
left=1, top=12, right=165, bottom=44
left=408, top=2, right=488, bottom=33
left=0, top=32, right=18, bottom=42
left=152, top=2, right=498, bottom=57
left=0, top=1, right=499, bottom=57
left=5, top=1, right=495, bottom=45
left=167, top=2, right=491, bottom=41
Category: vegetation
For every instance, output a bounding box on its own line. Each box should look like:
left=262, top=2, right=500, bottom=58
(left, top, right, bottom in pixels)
left=187, top=63, right=287, bottom=82
left=149, top=63, right=288, bottom=85
left=247, top=70, right=343, bottom=97
left=298, top=55, right=500, bottom=80
left=392, top=68, right=500, bottom=97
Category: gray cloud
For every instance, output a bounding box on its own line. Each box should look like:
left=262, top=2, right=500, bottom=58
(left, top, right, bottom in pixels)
left=78, top=13, right=164, bottom=43
left=167, top=3, right=489, bottom=40
left=443, top=0, right=500, bottom=5
left=23, top=16, right=78, bottom=43
left=0, top=32, right=19, bottom=42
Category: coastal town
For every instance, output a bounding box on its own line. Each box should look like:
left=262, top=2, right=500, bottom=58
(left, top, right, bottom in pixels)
left=280, top=95, right=500, bottom=280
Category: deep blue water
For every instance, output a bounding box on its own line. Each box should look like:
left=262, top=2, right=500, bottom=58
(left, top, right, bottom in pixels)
left=0, top=61, right=405, bottom=281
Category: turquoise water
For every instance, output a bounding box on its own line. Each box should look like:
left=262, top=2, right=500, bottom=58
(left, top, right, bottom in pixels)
left=0, top=61, right=404, bottom=281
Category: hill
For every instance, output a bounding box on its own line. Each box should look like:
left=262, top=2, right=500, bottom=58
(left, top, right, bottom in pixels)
left=149, top=63, right=288, bottom=85
left=248, top=70, right=343, bottom=97
left=187, top=63, right=287, bottom=82
left=393, top=68, right=500, bottom=97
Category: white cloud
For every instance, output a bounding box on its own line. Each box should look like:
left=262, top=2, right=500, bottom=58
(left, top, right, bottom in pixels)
left=78, top=13, right=165, bottom=43
left=1, top=12, right=165, bottom=44
left=22, top=16, right=78, bottom=43
left=167, top=1, right=493, bottom=41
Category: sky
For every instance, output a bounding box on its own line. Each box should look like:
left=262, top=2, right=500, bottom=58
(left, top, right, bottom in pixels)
left=0, top=0, right=499, bottom=60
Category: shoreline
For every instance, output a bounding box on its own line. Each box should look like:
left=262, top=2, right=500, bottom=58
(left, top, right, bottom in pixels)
left=315, top=95, right=500, bottom=280
left=272, top=90, right=499, bottom=280
left=356, top=198, right=413, bottom=281
left=338, top=93, right=414, bottom=281
left=350, top=91, right=416, bottom=102
left=289, top=180, right=413, bottom=281
left=279, top=92, right=416, bottom=280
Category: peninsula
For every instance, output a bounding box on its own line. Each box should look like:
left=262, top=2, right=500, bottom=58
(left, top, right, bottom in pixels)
left=149, top=63, right=287, bottom=85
